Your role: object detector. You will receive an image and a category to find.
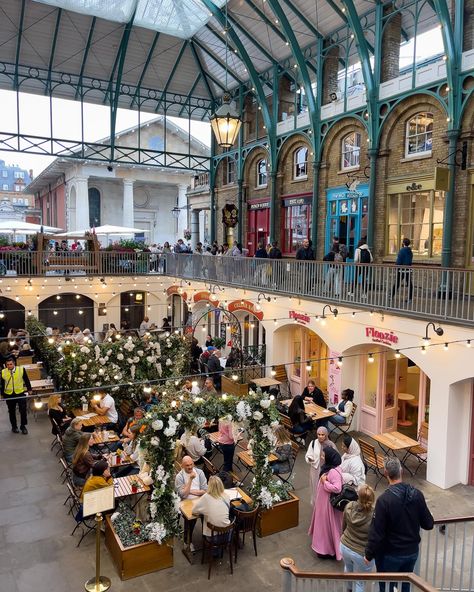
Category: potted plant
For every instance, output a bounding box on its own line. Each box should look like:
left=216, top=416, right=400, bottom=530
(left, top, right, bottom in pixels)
left=105, top=503, right=173, bottom=580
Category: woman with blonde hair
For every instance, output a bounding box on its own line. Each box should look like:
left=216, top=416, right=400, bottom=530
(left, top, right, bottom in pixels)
left=192, top=475, right=231, bottom=538
left=72, top=433, right=102, bottom=486
left=47, top=394, right=71, bottom=434
left=270, top=426, right=292, bottom=474
left=340, top=484, right=376, bottom=592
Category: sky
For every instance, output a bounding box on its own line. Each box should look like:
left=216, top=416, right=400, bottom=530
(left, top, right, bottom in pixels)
left=0, top=27, right=444, bottom=178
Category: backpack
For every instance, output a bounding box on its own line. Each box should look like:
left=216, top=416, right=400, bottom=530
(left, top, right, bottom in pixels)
left=323, top=251, right=335, bottom=262
left=359, top=248, right=371, bottom=264
left=334, top=252, right=343, bottom=263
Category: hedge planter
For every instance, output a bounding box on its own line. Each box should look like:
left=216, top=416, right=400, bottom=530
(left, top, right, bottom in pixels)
left=257, top=492, right=299, bottom=537
left=105, top=516, right=173, bottom=580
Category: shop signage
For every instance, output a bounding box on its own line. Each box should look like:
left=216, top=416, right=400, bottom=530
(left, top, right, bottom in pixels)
left=166, top=285, right=187, bottom=300
left=328, top=350, right=342, bottom=405
left=283, top=196, right=312, bottom=207
left=365, top=326, right=399, bottom=346
left=193, top=291, right=216, bottom=304
left=249, top=201, right=270, bottom=210
left=289, top=310, right=310, bottom=324
left=228, top=299, right=264, bottom=321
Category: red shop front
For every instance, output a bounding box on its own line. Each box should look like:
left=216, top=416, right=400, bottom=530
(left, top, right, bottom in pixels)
left=281, top=193, right=312, bottom=256
left=247, top=198, right=270, bottom=256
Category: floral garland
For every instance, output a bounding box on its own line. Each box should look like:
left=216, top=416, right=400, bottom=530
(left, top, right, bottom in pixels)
left=139, top=389, right=291, bottom=546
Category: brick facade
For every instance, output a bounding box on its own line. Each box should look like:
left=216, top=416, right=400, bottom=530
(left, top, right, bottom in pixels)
left=381, top=6, right=401, bottom=83
left=322, top=45, right=340, bottom=105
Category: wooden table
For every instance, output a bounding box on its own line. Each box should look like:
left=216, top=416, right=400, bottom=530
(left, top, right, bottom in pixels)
left=72, top=409, right=111, bottom=427
left=372, top=431, right=419, bottom=453
left=252, top=377, right=282, bottom=389
left=92, top=430, right=119, bottom=444
left=22, top=363, right=42, bottom=381
left=17, top=355, right=34, bottom=366
left=31, top=378, right=54, bottom=392
left=179, top=487, right=251, bottom=563
left=113, top=475, right=151, bottom=500
left=397, top=392, right=416, bottom=427
left=304, top=402, right=335, bottom=421
left=107, top=451, right=134, bottom=468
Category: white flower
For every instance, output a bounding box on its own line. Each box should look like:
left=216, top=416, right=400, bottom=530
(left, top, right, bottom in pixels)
left=236, top=401, right=251, bottom=421
left=94, top=345, right=100, bottom=360
left=146, top=356, right=155, bottom=363
left=150, top=436, right=160, bottom=446
left=80, top=396, right=88, bottom=404
left=79, top=371, right=84, bottom=376
left=111, top=511, right=120, bottom=522
left=156, top=363, right=162, bottom=376
left=258, top=486, right=274, bottom=509
left=137, top=350, right=144, bottom=357
left=152, top=419, right=163, bottom=431
left=107, top=349, right=112, bottom=356
left=176, top=413, right=182, bottom=420
left=253, top=411, right=263, bottom=421
left=133, top=356, right=139, bottom=363
left=165, top=358, right=172, bottom=366
left=270, top=420, right=280, bottom=428
left=146, top=521, right=167, bottom=544
left=90, top=374, right=97, bottom=380
left=99, top=358, right=106, bottom=365
left=164, top=416, right=178, bottom=437
left=98, top=368, right=105, bottom=376
left=166, top=340, right=171, bottom=347
left=80, top=364, right=87, bottom=371
left=117, top=353, right=124, bottom=361
left=80, top=346, right=90, bottom=354
left=127, top=358, right=133, bottom=364
left=260, top=399, right=271, bottom=409
left=130, top=365, right=136, bottom=379
left=172, top=492, right=181, bottom=512
left=149, top=502, right=157, bottom=518
left=76, top=377, right=83, bottom=383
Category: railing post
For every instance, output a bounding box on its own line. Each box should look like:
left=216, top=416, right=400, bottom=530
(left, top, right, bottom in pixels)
left=280, top=558, right=295, bottom=592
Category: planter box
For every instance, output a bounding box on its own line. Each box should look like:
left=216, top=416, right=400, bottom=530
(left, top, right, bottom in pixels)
left=105, top=516, right=173, bottom=580
left=221, top=375, right=249, bottom=397
left=257, top=492, right=299, bottom=537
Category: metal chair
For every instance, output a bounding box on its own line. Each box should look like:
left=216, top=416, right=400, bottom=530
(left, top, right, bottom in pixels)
left=201, top=520, right=235, bottom=579
left=401, top=423, right=428, bottom=475
left=328, top=403, right=358, bottom=442
left=232, top=504, right=259, bottom=563
left=275, top=441, right=299, bottom=489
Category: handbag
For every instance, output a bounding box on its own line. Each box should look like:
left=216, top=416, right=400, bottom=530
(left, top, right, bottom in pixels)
left=330, top=484, right=358, bottom=511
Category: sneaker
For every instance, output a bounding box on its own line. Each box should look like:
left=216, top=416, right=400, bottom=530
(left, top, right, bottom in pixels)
left=12, top=427, right=19, bottom=434
left=21, top=427, right=28, bottom=435
left=189, top=543, right=196, bottom=553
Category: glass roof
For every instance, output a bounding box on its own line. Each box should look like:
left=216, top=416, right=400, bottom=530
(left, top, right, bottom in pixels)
left=34, top=0, right=227, bottom=38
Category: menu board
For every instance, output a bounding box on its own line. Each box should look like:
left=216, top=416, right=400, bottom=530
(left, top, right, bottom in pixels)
left=83, top=485, right=115, bottom=517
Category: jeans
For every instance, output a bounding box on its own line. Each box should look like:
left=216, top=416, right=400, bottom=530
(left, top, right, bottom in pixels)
left=340, top=542, right=374, bottom=592
left=220, top=443, right=235, bottom=472
left=5, top=393, right=28, bottom=429
left=292, top=421, right=313, bottom=434
left=376, top=552, right=418, bottom=592
left=330, top=414, right=346, bottom=425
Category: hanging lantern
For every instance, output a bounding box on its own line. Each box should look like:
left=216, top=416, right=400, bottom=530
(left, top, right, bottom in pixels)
left=210, top=93, right=242, bottom=149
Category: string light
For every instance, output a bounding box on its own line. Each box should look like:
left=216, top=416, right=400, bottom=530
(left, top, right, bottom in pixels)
left=337, top=357, right=343, bottom=367
left=395, top=350, right=401, bottom=358
left=443, top=343, right=449, bottom=351
left=368, top=353, right=375, bottom=363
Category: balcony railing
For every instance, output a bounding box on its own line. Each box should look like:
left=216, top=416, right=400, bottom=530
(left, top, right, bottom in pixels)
left=0, top=251, right=472, bottom=327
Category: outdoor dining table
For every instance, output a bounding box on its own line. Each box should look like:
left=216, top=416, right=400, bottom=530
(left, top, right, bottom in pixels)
left=72, top=409, right=111, bottom=427
left=237, top=449, right=279, bottom=483
left=179, top=487, right=252, bottom=564
left=372, top=430, right=420, bottom=475
left=280, top=399, right=335, bottom=422
left=113, top=475, right=150, bottom=503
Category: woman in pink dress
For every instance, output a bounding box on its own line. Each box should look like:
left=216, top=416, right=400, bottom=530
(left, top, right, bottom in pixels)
left=308, top=447, right=343, bottom=560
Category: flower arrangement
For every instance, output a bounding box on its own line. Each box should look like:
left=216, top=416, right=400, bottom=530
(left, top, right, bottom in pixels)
left=111, top=503, right=150, bottom=547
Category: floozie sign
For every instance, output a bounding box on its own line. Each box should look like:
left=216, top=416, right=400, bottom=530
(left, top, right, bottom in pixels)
left=365, top=327, right=399, bottom=346
left=289, top=310, right=310, bottom=325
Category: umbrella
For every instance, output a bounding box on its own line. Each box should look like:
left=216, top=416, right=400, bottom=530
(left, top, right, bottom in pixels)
left=93, top=225, right=148, bottom=235
left=0, top=220, right=62, bottom=233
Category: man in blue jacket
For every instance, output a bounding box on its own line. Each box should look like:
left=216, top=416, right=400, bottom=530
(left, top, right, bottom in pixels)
left=391, top=237, right=413, bottom=302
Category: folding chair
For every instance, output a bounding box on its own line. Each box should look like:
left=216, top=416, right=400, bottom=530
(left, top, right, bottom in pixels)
left=275, top=442, right=299, bottom=489
left=328, top=403, right=358, bottom=442
left=359, top=438, right=386, bottom=489
left=401, top=423, right=428, bottom=475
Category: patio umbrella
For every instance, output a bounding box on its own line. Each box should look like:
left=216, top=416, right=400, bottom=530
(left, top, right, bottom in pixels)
left=93, top=224, right=148, bottom=244
left=0, top=220, right=62, bottom=240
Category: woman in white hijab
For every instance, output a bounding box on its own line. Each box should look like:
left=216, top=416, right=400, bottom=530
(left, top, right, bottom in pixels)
left=305, top=426, right=337, bottom=504
left=340, top=435, right=366, bottom=486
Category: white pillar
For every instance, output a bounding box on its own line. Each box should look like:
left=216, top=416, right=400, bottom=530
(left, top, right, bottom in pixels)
left=123, top=179, right=134, bottom=228
left=74, top=177, right=89, bottom=231
left=177, top=183, right=188, bottom=240
left=190, top=209, right=201, bottom=249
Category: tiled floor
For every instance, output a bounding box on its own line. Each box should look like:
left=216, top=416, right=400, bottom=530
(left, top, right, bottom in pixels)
left=1, top=410, right=473, bottom=592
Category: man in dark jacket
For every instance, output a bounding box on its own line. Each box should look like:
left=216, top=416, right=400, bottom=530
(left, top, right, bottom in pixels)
left=268, top=241, right=282, bottom=259
left=391, top=237, right=414, bottom=302
left=207, top=349, right=223, bottom=390
left=296, top=239, right=315, bottom=260
left=365, top=457, right=434, bottom=592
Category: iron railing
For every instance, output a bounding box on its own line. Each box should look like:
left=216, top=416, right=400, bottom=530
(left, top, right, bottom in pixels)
left=0, top=251, right=472, bottom=327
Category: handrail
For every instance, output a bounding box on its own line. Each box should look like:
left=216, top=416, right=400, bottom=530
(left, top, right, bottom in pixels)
left=433, top=515, right=474, bottom=525
left=280, top=558, right=439, bottom=592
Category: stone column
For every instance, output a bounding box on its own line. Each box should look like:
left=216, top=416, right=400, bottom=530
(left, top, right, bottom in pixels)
left=177, top=183, right=188, bottom=239
left=123, top=179, right=134, bottom=228
left=322, top=45, right=340, bottom=105
left=381, top=6, right=401, bottom=83
left=190, top=208, right=201, bottom=249
left=74, top=176, right=89, bottom=231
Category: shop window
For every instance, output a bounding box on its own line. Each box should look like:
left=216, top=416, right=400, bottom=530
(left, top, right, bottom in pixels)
left=223, top=158, right=235, bottom=185
left=283, top=204, right=312, bottom=255
left=387, top=190, right=444, bottom=258
left=88, top=187, right=101, bottom=228
left=293, top=147, right=308, bottom=179
left=405, top=112, right=433, bottom=158
left=256, top=159, right=267, bottom=187
left=341, top=132, right=361, bottom=170
left=14, top=171, right=25, bottom=179
left=1, top=170, right=7, bottom=178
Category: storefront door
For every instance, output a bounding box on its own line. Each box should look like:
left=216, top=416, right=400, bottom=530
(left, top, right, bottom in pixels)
left=247, top=205, right=270, bottom=256
left=289, top=326, right=329, bottom=395
left=326, top=185, right=369, bottom=259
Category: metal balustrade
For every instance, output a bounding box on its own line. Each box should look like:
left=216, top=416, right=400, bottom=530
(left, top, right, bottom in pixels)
left=0, top=251, right=472, bottom=327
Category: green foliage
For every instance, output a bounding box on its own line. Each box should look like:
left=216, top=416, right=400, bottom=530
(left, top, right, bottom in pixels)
left=111, top=503, right=150, bottom=547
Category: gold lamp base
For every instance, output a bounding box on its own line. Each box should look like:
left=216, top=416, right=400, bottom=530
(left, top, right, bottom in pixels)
left=84, top=575, right=111, bottom=592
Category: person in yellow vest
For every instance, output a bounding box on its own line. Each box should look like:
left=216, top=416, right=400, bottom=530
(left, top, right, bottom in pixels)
left=1, top=357, right=32, bottom=434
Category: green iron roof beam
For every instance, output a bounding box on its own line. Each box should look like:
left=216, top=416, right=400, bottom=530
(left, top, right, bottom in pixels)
left=104, top=22, right=130, bottom=105
left=178, top=73, right=202, bottom=117
left=191, top=37, right=244, bottom=85
left=324, top=0, right=374, bottom=54
left=279, top=0, right=323, bottom=39
left=75, top=16, right=96, bottom=100
left=109, top=11, right=136, bottom=162
left=200, top=0, right=276, bottom=168
left=14, top=0, right=27, bottom=90
left=45, top=8, right=62, bottom=95
left=225, top=12, right=279, bottom=68
left=155, top=41, right=188, bottom=112
left=130, top=32, right=160, bottom=108
left=241, top=0, right=287, bottom=43
left=189, top=39, right=217, bottom=100
left=266, top=0, right=318, bottom=139
left=189, top=40, right=227, bottom=93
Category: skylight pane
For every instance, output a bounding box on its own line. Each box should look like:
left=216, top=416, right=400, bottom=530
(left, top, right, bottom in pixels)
left=33, top=0, right=135, bottom=23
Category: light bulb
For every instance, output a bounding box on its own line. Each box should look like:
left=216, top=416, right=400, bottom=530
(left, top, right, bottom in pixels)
left=337, top=357, right=343, bottom=367
left=231, top=374, right=238, bottom=381
left=467, top=340, right=471, bottom=348
left=395, top=350, right=401, bottom=359
left=271, top=369, right=276, bottom=377
left=368, top=353, right=375, bottom=363
left=48, top=337, right=54, bottom=345
left=443, top=343, right=449, bottom=351
left=93, top=394, right=101, bottom=402
left=171, top=400, right=177, bottom=408
left=222, top=393, right=228, bottom=399
left=34, top=398, right=43, bottom=410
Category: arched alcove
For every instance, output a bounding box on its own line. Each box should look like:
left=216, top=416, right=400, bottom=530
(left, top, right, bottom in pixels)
left=88, top=187, right=101, bottom=228
left=0, top=297, right=25, bottom=338
left=39, top=293, right=94, bottom=332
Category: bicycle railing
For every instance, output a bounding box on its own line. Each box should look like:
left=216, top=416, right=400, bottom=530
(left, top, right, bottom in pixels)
left=280, top=558, right=438, bottom=592
left=419, top=516, right=474, bottom=592
left=162, top=254, right=473, bottom=327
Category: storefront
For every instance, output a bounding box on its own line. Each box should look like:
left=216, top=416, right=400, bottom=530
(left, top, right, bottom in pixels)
left=281, top=193, right=312, bottom=256
left=166, top=286, right=188, bottom=332
left=228, top=300, right=266, bottom=364
left=247, top=199, right=270, bottom=256
left=325, top=184, right=369, bottom=259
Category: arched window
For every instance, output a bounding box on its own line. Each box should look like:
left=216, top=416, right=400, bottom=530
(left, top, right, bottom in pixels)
left=256, top=159, right=267, bottom=187
left=341, top=132, right=361, bottom=170
left=88, top=187, right=101, bottom=228
left=223, top=158, right=235, bottom=185
left=405, top=112, right=433, bottom=157
left=293, top=147, right=308, bottom=179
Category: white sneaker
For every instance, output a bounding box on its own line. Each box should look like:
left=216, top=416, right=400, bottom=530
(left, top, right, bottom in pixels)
left=190, top=543, right=196, bottom=553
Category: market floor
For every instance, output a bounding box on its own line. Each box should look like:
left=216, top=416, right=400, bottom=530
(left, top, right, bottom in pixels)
left=1, top=412, right=473, bottom=592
